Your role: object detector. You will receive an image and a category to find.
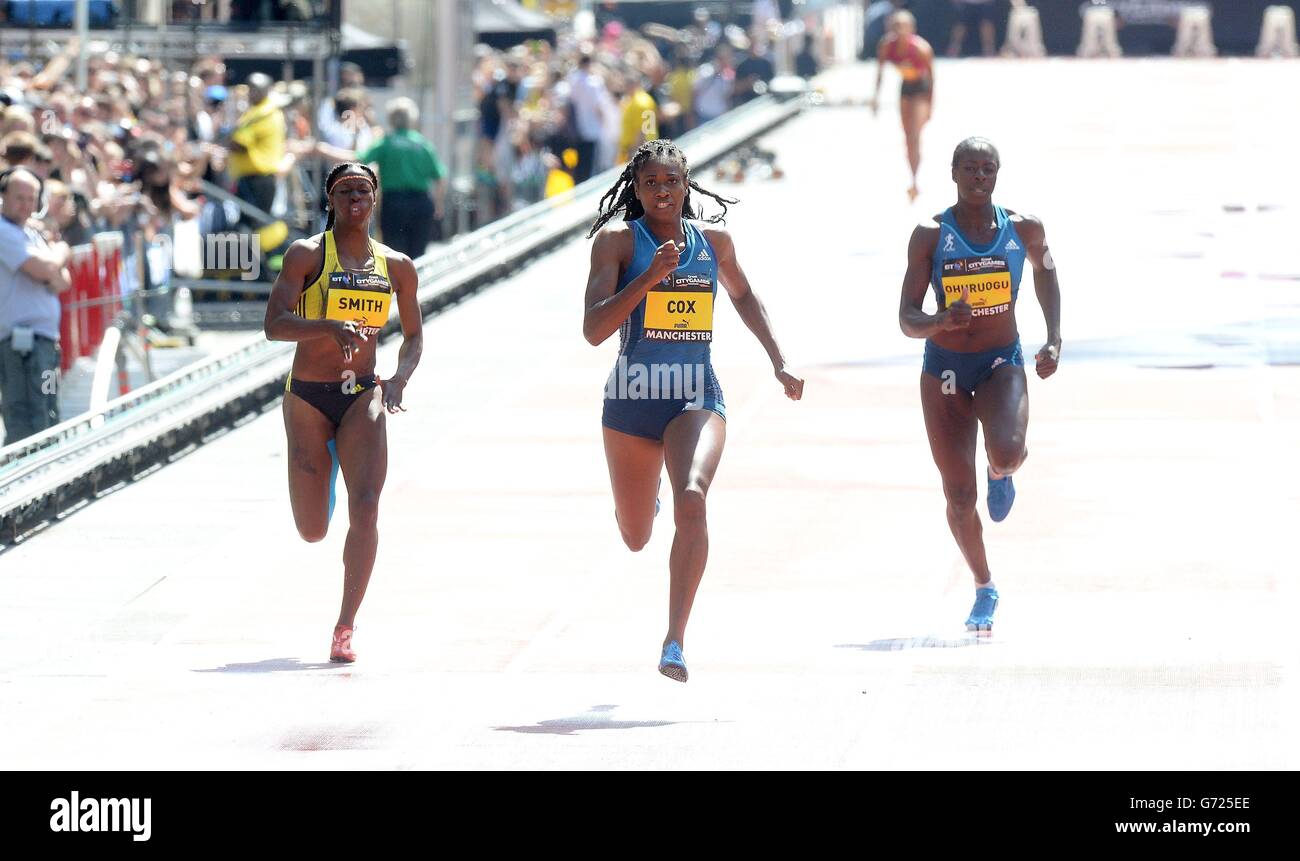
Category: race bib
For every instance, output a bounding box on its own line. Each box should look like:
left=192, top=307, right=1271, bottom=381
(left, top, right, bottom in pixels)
left=644, top=272, right=714, bottom=342
left=325, top=271, right=392, bottom=333
left=941, top=256, right=1012, bottom=318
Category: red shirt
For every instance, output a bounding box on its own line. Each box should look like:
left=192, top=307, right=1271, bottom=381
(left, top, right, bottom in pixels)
left=880, top=34, right=932, bottom=82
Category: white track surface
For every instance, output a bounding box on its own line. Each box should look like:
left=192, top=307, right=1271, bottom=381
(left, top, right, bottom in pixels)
left=2, top=59, right=1298, bottom=769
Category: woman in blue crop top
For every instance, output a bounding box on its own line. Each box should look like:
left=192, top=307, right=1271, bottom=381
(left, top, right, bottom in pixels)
left=583, top=140, right=804, bottom=682
left=897, top=137, right=1063, bottom=633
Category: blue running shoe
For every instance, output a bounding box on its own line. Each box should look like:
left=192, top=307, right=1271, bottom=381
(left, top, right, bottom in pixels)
left=987, top=469, right=1015, bottom=522
left=965, top=587, right=999, bottom=632
left=658, top=640, right=688, bottom=682
left=326, top=438, right=340, bottom=524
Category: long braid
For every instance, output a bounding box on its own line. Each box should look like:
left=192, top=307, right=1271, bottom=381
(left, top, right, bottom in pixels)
left=324, top=162, right=378, bottom=229
left=587, top=151, right=648, bottom=238
left=587, top=140, right=738, bottom=238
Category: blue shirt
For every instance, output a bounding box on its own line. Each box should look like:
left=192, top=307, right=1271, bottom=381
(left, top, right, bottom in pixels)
left=0, top=216, right=61, bottom=342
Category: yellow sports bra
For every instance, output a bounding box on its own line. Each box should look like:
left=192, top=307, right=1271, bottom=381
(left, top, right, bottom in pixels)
left=296, top=230, right=394, bottom=336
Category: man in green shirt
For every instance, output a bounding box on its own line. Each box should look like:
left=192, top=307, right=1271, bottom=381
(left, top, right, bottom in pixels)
left=322, top=97, right=447, bottom=259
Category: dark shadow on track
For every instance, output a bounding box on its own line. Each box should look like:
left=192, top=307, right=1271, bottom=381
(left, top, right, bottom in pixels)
left=838, top=635, right=997, bottom=651
left=495, top=704, right=683, bottom=736
left=193, top=657, right=342, bottom=673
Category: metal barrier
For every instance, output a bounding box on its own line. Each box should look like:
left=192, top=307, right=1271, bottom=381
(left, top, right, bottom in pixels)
left=0, top=94, right=806, bottom=543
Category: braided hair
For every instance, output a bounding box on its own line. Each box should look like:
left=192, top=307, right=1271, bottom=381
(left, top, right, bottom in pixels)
left=324, top=161, right=378, bottom=229
left=587, top=139, right=738, bottom=239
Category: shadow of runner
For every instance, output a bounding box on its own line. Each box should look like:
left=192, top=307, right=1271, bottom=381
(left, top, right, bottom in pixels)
left=838, top=635, right=997, bottom=651
left=495, top=704, right=684, bottom=736
left=193, top=657, right=341, bottom=673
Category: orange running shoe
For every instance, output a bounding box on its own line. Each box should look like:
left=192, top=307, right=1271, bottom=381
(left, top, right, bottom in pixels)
left=330, top=624, right=357, bottom=663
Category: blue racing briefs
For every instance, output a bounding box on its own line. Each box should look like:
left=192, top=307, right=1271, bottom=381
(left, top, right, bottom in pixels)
left=922, top=339, right=1023, bottom=396
left=602, top=360, right=725, bottom=441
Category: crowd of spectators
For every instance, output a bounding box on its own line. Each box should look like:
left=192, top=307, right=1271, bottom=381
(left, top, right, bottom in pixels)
left=469, top=5, right=818, bottom=218
left=0, top=5, right=823, bottom=441
left=0, top=5, right=821, bottom=266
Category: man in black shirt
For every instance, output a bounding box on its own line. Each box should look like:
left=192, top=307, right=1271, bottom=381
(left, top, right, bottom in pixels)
left=732, top=46, right=775, bottom=107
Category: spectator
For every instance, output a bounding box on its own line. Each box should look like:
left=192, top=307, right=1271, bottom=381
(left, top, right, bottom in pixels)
left=193, top=57, right=227, bottom=91
left=663, top=48, right=697, bottom=136
left=493, top=58, right=526, bottom=213
left=320, top=87, right=376, bottom=152
left=566, top=53, right=618, bottom=183
left=693, top=45, right=735, bottom=124
left=510, top=125, right=550, bottom=210
left=475, top=59, right=523, bottom=218
left=193, top=85, right=230, bottom=144
left=732, top=39, right=776, bottom=107
left=316, top=61, right=371, bottom=145
left=688, top=6, right=723, bottom=54
left=1, top=131, right=47, bottom=172
left=1, top=106, right=37, bottom=137
left=618, top=73, right=658, bottom=163
left=40, top=179, right=94, bottom=247
left=750, top=0, right=781, bottom=55
left=0, top=167, right=70, bottom=444
left=948, top=0, right=999, bottom=57
left=796, top=36, right=821, bottom=79
left=226, top=72, right=285, bottom=219
left=344, top=97, right=448, bottom=260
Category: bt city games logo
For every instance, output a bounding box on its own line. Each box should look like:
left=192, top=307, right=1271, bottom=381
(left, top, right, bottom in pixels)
left=50, top=791, right=151, bottom=842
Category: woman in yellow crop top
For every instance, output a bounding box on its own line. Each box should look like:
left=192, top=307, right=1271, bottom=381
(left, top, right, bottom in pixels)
left=263, top=162, right=424, bottom=663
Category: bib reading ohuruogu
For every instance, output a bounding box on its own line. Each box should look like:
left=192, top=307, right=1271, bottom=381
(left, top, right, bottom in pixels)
left=941, top=255, right=1012, bottom=318
left=295, top=230, right=394, bottom=336
left=930, top=204, right=1026, bottom=321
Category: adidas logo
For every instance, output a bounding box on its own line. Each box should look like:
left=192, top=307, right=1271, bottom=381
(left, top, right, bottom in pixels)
left=696, top=249, right=711, bottom=261
left=1005, top=238, right=1020, bottom=251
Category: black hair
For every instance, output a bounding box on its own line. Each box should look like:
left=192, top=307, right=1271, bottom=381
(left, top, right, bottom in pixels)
left=323, top=161, right=378, bottom=229
left=587, top=139, right=738, bottom=239
left=952, top=136, right=1000, bottom=168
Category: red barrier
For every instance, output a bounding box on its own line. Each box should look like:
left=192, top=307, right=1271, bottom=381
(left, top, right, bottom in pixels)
left=60, top=244, right=95, bottom=371
left=57, top=232, right=127, bottom=370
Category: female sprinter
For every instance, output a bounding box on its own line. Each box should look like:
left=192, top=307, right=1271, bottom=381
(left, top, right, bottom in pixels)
left=898, top=137, right=1062, bottom=632
left=264, top=162, right=424, bottom=662
left=870, top=10, right=936, bottom=202
left=583, top=140, right=804, bottom=682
